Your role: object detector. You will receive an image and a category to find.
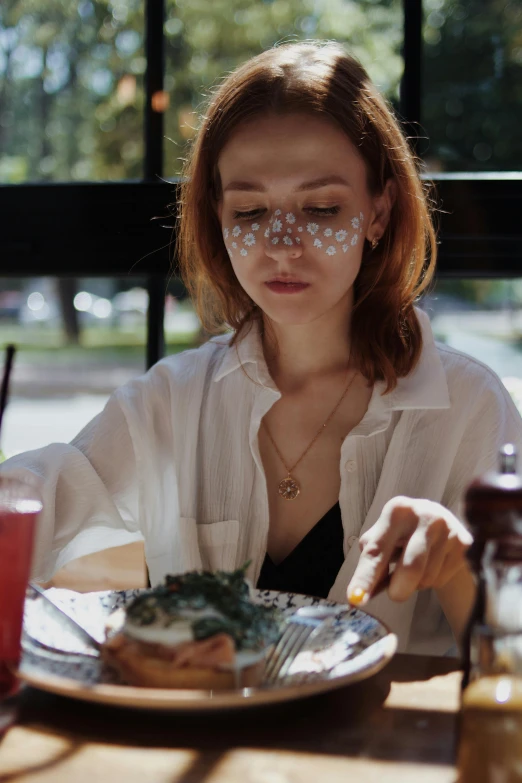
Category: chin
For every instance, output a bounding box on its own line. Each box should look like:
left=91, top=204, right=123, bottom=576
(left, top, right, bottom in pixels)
left=258, top=302, right=324, bottom=327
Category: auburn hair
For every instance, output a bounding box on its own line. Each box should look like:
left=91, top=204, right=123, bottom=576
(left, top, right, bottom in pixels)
left=177, top=41, right=437, bottom=392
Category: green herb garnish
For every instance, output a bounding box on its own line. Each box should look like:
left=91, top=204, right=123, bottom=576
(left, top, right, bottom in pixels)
left=125, top=564, right=282, bottom=651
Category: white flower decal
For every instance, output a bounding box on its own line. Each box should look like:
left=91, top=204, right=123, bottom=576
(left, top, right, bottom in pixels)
left=287, top=228, right=292, bottom=234
left=272, top=219, right=282, bottom=233
left=335, top=230, right=347, bottom=242
left=324, top=228, right=333, bottom=237
left=232, top=225, right=242, bottom=237
left=307, top=222, right=319, bottom=235
left=243, top=233, right=256, bottom=247
left=231, top=242, right=237, bottom=249
left=285, top=212, right=296, bottom=224
left=297, top=226, right=303, bottom=232
left=264, top=228, right=270, bottom=238
left=295, top=237, right=301, bottom=244
left=223, top=227, right=229, bottom=239
left=351, top=217, right=360, bottom=230
left=351, top=234, right=359, bottom=246
left=251, top=223, right=260, bottom=231
left=274, top=209, right=281, bottom=216
left=240, top=248, right=248, bottom=256
left=271, top=237, right=279, bottom=245
left=313, top=238, right=323, bottom=248
left=326, top=245, right=336, bottom=255
left=342, top=244, right=349, bottom=253
left=283, top=236, right=293, bottom=246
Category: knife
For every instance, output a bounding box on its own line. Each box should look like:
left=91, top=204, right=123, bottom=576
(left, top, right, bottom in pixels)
left=27, top=582, right=101, bottom=653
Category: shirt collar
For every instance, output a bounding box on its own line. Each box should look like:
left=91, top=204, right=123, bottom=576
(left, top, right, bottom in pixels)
left=384, top=307, right=450, bottom=411
left=213, top=307, right=450, bottom=410
left=213, top=321, right=275, bottom=388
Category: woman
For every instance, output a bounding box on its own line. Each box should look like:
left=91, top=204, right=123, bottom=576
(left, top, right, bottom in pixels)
left=3, top=42, right=521, bottom=654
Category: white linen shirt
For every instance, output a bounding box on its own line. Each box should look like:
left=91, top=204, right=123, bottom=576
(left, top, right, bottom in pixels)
left=3, top=308, right=522, bottom=654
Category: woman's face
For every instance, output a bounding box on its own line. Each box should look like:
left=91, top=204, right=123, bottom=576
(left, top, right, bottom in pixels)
left=217, top=112, right=391, bottom=328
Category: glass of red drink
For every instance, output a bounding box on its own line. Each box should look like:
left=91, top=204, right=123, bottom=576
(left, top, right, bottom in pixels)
left=0, top=477, right=42, bottom=706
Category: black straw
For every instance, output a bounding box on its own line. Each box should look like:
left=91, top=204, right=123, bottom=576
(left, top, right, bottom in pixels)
left=0, top=344, right=16, bottom=444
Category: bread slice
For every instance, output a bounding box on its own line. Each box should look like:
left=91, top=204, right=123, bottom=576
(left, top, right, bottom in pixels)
left=102, top=630, right=266, bottom=689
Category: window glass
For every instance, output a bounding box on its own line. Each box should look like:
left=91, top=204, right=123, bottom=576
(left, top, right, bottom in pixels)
left=163, top=0, right=403, bottom=176
left=0, top=1, right=145, bottom=184
left=0, top=276, right=199, bottom=457
left=422, top=278, right=522, bottom=414
left=423, top=1, right=522, bottom=172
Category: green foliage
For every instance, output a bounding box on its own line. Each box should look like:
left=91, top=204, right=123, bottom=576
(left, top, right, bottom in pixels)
left=423, top=0, right=522, bottom=171
left=0, top=0, right=402, bottom=183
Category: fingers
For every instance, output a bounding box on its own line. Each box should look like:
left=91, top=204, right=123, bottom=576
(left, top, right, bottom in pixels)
left=348, top=497, right=473, bottom=606
left=388, top=515, right=471, bottom=601
left=347, top=498, right=417, bottom=606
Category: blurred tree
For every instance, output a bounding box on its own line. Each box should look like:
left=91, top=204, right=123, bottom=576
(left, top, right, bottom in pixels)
left=423, top=0, right=522, bottom=172
left=162, top=0, right=403, bottom=175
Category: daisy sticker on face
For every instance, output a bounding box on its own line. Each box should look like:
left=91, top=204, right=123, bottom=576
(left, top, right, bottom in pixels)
left=324, top=228, right=333, bottom=237
left=313, top=238, right=322, bottom=248
left=283, top=236, right=293, bottom=246
left=285, top=212, right=296, bottom=224
left=232, top=225, right=242, bottom=237
left=326, top=246, right=336, bottom=255
left=307, top=222, right=319, bottom=235
left=251, top=222, right=260, bottom=232
left=243, top=233, right=256, bottom=247
left=223, top=227, right=229, bottom=239
left=351, top=234, right=359, bottom=246
left=272, top=219, right=282, bottom=233
left=240, top=248, right=248, bottom=256
left=335, top=230, right=347, bottom=243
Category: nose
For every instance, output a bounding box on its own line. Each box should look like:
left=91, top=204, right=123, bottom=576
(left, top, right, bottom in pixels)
left=264, top=210, right=303, bottom=259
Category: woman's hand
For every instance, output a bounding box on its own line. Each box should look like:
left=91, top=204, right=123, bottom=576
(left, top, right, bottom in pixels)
left=347, top=496, right=473, bottom=607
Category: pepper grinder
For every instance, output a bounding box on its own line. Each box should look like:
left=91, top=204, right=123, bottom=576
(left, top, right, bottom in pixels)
left=458, top=444, right=522, bottom=782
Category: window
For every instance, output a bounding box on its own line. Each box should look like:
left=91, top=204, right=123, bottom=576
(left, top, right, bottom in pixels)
left=0, top=1, right=145, bottom=183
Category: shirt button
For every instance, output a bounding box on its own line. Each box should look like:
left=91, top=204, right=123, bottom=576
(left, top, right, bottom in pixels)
left=345, top=460, right=356, bottom=472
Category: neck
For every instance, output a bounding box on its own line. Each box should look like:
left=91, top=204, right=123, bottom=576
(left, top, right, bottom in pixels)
left=262, top=295, right=353, bottom=392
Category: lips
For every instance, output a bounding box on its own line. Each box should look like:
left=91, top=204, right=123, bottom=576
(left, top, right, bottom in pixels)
left=265, top=279, right=310, bottom=294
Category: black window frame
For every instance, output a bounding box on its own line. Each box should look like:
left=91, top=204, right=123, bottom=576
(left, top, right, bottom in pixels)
left=1, top=0, right=521, bottom=369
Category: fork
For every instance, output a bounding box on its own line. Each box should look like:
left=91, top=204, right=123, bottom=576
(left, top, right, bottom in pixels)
left=263, top=605, right=338, bottom=686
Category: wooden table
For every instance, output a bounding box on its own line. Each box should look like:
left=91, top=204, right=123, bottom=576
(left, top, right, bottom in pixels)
left=0, top=654, right=461, bottom=782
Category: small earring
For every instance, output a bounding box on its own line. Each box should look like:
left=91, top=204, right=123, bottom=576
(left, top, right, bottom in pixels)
left=371, top=237, right=380, bottom=251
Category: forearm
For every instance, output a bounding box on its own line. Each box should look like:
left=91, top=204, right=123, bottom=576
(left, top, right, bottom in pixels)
left=436, top=563, right=476, bottom=650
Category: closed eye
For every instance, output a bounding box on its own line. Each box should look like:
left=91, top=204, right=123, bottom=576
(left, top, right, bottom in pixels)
left=232, top=209, right=266, bottom=220
left=305, top=206, right=341, bottom=216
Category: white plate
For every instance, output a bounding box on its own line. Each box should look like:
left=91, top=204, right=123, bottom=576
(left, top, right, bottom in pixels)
left=19, top=587, right=397, bottom=711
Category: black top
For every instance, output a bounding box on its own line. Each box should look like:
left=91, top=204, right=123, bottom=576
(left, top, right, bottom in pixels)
left=256, top=501, right=344, bottom=599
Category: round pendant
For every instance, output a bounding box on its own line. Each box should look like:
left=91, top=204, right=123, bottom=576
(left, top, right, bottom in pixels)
left=278, top=476, right=300, bottom=500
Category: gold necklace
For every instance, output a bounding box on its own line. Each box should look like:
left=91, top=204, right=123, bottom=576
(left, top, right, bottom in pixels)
left=262, top=369, right=357, bottom=500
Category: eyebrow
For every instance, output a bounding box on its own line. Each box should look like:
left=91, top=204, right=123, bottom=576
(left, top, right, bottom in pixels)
left=223, top=175, right=352, bottom=193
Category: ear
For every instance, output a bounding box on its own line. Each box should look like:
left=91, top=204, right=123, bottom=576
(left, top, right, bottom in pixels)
left=366, top=178, right=397, bottom=242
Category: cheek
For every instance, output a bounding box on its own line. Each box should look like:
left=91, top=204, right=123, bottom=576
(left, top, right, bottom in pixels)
left=221, top=210, right=365, bottom=261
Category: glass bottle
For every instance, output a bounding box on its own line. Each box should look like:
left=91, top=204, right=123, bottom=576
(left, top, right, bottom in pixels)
left=458, top=444, right=522, bottom=782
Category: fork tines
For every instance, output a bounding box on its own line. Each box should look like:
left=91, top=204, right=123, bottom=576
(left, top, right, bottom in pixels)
left=264, top=614, right=326, bottom=686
